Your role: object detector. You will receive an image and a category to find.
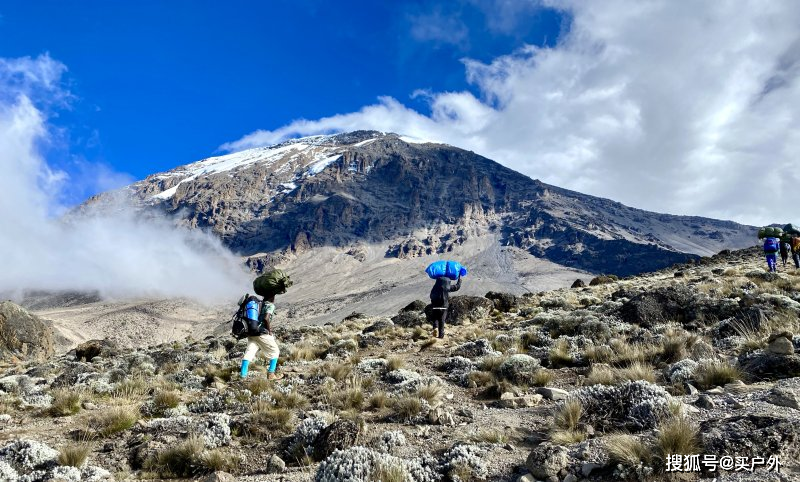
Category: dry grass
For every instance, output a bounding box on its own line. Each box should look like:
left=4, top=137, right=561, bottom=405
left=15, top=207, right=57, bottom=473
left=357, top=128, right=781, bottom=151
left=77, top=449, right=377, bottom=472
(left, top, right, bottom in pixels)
left=392, top=396, right=423, bottom=421
left=270, top=390, right=309, bottom=410
left=586, top=365, right=617, bottom=386
left=584, top=344, right=614, bottom=364
left=473, top=428, right=509, bottom=444
left=318, top=362, right=353, bottom=382
left=531, top=369, right=554, bottom=387
left=553, top=399, right=582, bottom=431
left=89, top=405, right=139, bottom=437
left=247, top=377, right=272, bottom=396
left=616, top=361, right=656, bottom=383
left=153, top=390, right=181, bottom=411
left=112, top=377, right=149, bottom=400
left=548, top=339, right=573, bottom=368
left=419, top=338, right=438, bottom=350
left=332, top=387, right=365, bottom=411
left=250, top=401, right=294, bottom=433
left=386, top=356, right=405, bottom=371
left=372, top=463, right=410, bottom=482
left=654, top=417, right=700, bottom=467
left=288, top=342, right=327, bottom=361
left=58, top=442, right=91, bottom=467
left=605, top=433, right=652, bottom=467
left=730, top=318, right=766, bottom=354
left=550, top=429, right=587, bottom=445
left=145, top=435, right=205, bottom=477
left=478, top=355, right=506, bottom=373
left=659, top=329, right=690, bottom=363
left=694, top=359, right=743, bottom=389
left=368, top=392, right=390, bottom=410
left=49, top=389, right=82, bottom=417
left=416, top=381, right=445, bottom=406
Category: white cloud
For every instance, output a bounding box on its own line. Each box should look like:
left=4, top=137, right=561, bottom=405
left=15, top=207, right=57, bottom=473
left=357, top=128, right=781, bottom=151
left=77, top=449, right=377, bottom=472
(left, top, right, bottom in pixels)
left=0, top=55, right=249, bottom=302
left=223, top=0, right=800, bottom=226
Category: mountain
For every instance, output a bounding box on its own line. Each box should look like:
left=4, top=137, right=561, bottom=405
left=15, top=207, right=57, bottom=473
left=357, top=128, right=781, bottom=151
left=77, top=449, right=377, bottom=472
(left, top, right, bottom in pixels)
left=96, top=130, right=753, bottom=277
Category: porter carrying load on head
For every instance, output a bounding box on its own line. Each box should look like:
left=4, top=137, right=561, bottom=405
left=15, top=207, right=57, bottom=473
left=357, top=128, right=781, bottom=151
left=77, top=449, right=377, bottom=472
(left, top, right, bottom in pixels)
left=426, top=261, right=467, bottom=339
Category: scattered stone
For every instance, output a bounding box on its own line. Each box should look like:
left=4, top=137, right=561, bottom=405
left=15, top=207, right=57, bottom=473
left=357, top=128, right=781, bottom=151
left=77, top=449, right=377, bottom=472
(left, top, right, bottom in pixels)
left=498, top=354, right=540, bottom=384
left=570, top=381, right=672, bottom=432
left=201, top=472, right=237, bottom=482
left=767, top=336, right=795, bottom=355
left=391, top=310, right=427, bottom=328
left=570, top=279, right=586, bottom=288
left=451, top=339, right=500, bottom=358
left=695, top=394, right=716, bottom=409
left=525, top=442, right=569, bottom=479
left=564, top=474, right=578, bottom=482
left=766, top=386, right=800, bottom=410
left=589, top=275, right=618, bottom=286
left=518, top=473, right=536, bottom=482
left=443, top=296, right=495, bottom=325
left=362, top=318, right=394, bottom=334
left=312, top=419, right=360, bottom=461
left=266, top=454, right=286, bottom=474
left=740, top=352, right=800, bottom=380
left=581, top=462, right=603, bottom=476
left=75, top=339, right=119, bottom=362
left=400, top=300, right=428, bottom=313
left=536, top=387, right=569, bottom=401
left=485, top=291, right=519, bottom=312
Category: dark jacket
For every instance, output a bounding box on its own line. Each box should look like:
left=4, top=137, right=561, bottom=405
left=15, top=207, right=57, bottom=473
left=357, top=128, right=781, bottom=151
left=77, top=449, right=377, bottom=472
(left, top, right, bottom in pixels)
left=430, top=276, right=462, bottom=308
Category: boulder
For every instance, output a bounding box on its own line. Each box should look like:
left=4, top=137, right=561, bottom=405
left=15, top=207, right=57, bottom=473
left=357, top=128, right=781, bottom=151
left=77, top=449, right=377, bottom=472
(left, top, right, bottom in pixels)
left=484, top=292, right=518, bottom=312
left=391, top=311, right=426, bottom=328
left=498, top=354, right=540, bottom=385
left=570, top=279, right=586, bottom=288
left=201, top=472, right=237, bottom=482
left=740, top=352, right=800, bottom=380
left=0, top=301, right=54, bottom=361
left=589, top=275, right=618, bottom=286
left=312, top=419, right=360, bottom=461
left=765, top=386, right=800, bottom=410
left=767, top=337, right=795, bottom=355
left=444, top=296, right=495, bottom=325
left=525, top=442, right=569, bottom=479
left=400, top=300, right=427, bottom=313
left=617, top=286, right=701, bottom=328
left=75, top=339, right=119, bottom=362
left=266, top=454, right=286, bottom=474
left=362, top=318, right=394, bottom=334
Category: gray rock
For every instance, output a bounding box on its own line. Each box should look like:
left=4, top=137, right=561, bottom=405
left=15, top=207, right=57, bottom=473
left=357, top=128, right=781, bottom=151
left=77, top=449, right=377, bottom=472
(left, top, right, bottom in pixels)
left=766, top=386, right=800, bottom=410
left=312, top=419, right=360, bottom=461
left=362, top=318, right=394, bottom=334
left=767, top=336, right=795, bottom=355
left=695, top=394, right=716, bottom=409
left=266, top=454, right=286, bottom=473
left=740, top=352, right=800, bottom=380
left=485, top=291, right=519, bottom=312
left=525, top=442, right=569, bottom=479
left=563, top=474, right=578, bottom=482
left=701, top=414, right=800, bottom=462
left=201, top=472, right=237, bottom=482
left=0, top=301, right=54, bottom=362
left=581, top=462, right=603, bottom=476
left=451, top=339, right=500, bottom=358
left=75, top=339, right=119, bottom=362
left=537, top=387, right=569, bottom=401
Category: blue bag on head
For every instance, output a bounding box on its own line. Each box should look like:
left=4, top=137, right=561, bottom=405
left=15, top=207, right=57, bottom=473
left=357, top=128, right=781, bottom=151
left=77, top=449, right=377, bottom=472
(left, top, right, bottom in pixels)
left=426, top=260, right=467, bottom=280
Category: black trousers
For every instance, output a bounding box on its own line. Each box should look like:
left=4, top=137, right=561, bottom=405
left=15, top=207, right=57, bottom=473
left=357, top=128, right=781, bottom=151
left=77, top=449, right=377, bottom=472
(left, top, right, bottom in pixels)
left=431, top=307, right=447, bottom=338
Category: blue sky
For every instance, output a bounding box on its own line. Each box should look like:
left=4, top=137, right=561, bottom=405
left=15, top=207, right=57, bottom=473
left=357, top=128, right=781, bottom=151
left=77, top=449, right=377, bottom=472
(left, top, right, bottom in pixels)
left=2, top=1, right=799, bottom=225
left=0, top=0, right=565, bottom=197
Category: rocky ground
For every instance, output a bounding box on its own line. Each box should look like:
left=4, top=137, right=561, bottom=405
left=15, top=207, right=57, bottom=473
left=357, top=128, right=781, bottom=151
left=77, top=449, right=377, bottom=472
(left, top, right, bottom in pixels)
left=1, top=246, right=800, bottom=481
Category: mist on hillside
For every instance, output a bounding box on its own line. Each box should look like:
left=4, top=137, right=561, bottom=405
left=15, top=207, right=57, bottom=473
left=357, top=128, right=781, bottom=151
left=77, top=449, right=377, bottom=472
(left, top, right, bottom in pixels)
left=0, top=68, right=250, bottom=303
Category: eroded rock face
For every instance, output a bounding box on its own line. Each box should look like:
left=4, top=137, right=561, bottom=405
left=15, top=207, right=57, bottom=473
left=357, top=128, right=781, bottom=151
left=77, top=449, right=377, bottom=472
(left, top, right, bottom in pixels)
left=701, top=415, right=800, bottom=461
left=739, top=352, right=800, bottom=380
left=0, top=301, right=54, bottom=362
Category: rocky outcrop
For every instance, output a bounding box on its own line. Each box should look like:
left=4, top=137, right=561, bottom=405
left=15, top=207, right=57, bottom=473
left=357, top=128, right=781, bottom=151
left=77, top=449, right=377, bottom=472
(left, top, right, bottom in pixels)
left=424, top=296, right=494, bottom=326
left=0, top=301, right=54, bottom=361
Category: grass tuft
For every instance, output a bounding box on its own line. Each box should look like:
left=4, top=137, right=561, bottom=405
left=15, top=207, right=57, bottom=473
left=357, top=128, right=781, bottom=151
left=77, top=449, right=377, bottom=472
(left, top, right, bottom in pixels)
left=694, top=359, right=742, bottom=389
left=392, top=396, right=423, bottom=421
left=58, top=442, right=91, bottom=468
left=605, top=433, right=652, bottom=467
left=49, top=389, right=82, bottom=417
left=553, top=399, right=582, bottom=431
left=89, top=405, right=139, bottom=437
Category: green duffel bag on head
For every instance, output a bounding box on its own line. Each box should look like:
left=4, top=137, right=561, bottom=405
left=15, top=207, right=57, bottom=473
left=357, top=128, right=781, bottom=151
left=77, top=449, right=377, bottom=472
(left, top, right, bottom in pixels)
left=784, top=223, right=800, bottom=235
left=253, top=269, right=293, bottom=297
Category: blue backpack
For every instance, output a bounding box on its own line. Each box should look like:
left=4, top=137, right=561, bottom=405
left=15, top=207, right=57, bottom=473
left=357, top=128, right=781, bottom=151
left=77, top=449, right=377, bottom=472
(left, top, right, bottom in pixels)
left=764, top=237, right=780, bottom=253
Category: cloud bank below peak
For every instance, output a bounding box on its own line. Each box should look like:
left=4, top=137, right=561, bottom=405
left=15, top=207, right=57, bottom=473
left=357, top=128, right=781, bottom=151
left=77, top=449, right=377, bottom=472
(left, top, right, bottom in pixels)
left=223, top=1, right=800, bottom=227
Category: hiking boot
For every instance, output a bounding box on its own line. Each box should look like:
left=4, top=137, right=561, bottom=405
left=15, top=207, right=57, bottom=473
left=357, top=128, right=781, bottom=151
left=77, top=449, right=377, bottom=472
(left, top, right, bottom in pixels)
left=267, top=372, right=284, bottom=381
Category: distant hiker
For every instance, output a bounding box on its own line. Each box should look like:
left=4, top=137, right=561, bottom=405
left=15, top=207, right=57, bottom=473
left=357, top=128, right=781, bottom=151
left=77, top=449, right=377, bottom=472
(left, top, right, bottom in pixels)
left=780, top=240, right=790, bottom=267
left=792, top=235, right=800, bottom=268
left=764, top=236, right=780, bottom=273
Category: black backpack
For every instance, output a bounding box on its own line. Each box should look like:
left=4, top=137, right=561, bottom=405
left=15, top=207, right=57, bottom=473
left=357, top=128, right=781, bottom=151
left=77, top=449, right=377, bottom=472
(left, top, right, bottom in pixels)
left=231, top=294, right=260, bottom=339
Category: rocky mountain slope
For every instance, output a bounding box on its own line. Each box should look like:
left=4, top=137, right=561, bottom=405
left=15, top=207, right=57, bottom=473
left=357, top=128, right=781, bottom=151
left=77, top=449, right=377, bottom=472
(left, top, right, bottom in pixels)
left=1, top=248, right=799, bottom=481
left=88, top=131, right=755, bottom=277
